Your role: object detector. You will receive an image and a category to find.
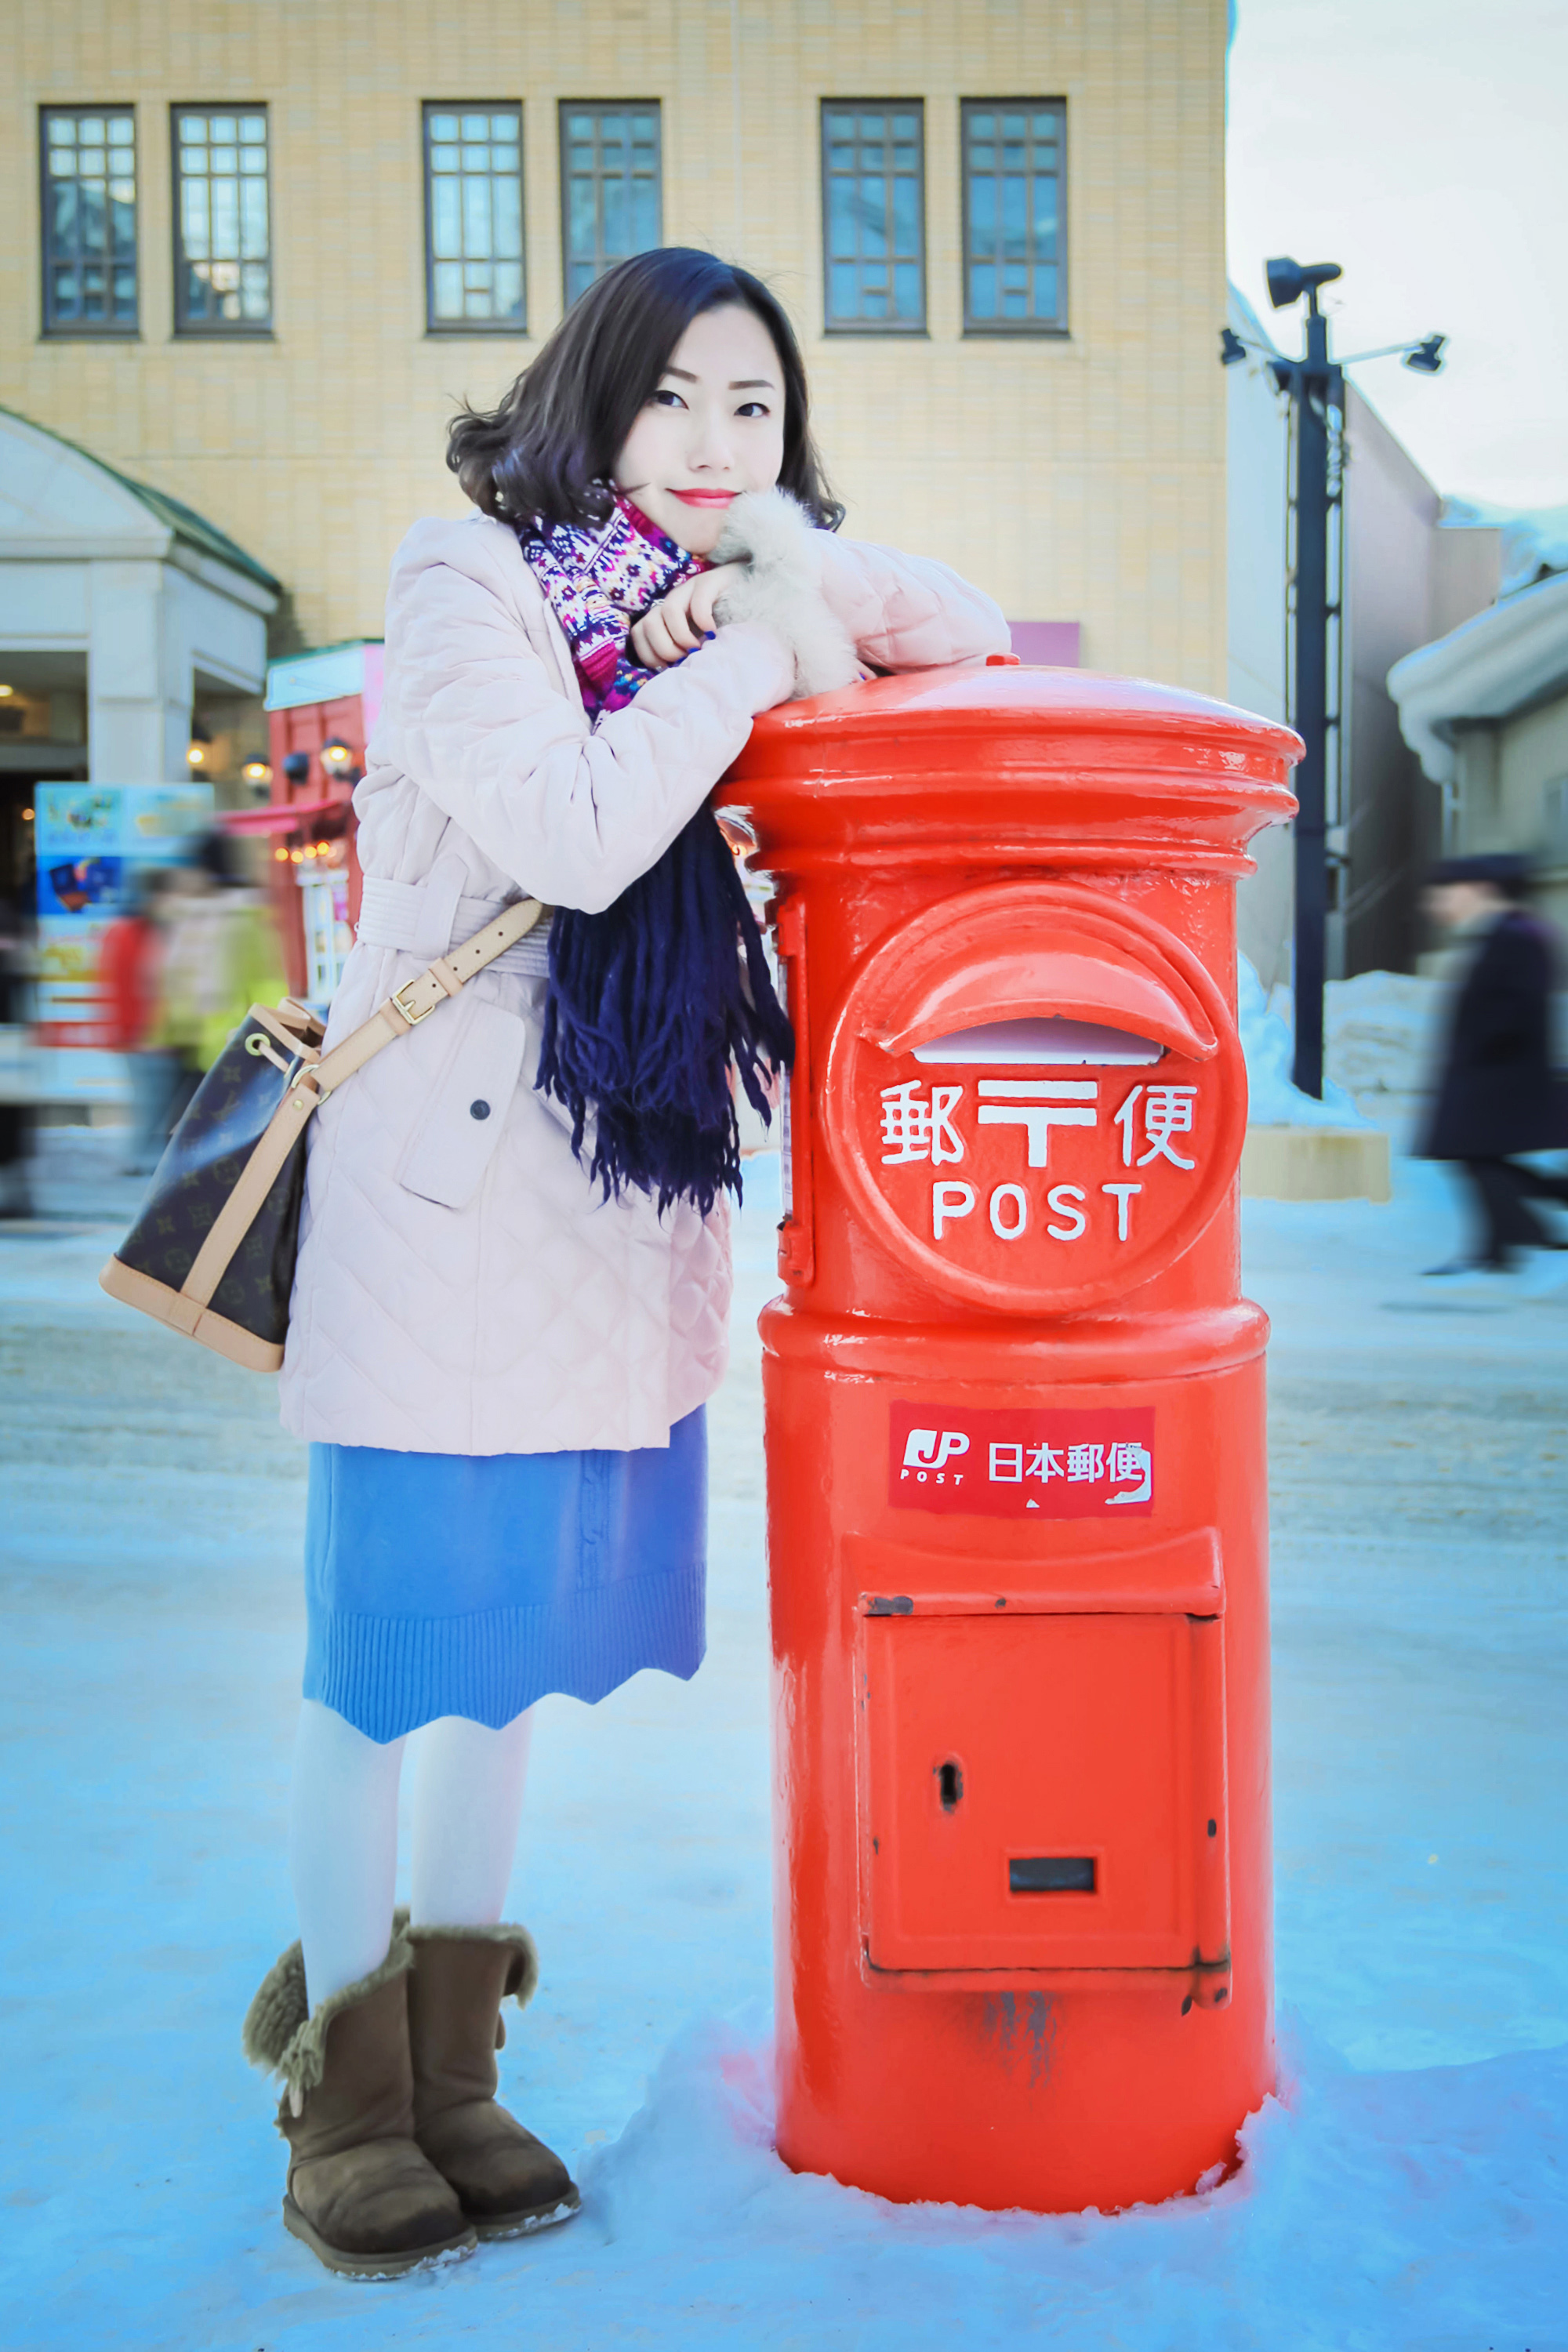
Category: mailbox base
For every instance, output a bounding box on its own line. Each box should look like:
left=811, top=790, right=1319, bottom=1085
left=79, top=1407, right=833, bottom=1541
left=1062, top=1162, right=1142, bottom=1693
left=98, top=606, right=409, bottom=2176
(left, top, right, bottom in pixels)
left=762, top=1299, right=1276, bottom=2216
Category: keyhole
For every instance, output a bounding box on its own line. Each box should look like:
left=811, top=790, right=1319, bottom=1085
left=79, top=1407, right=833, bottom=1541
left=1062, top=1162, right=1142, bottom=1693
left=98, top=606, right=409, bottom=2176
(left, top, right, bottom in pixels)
left=938, top=1759, right=964, bottom=1812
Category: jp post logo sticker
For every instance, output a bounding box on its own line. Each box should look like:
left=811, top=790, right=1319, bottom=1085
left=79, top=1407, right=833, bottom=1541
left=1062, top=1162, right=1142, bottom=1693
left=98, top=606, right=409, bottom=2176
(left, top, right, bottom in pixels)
left=889, top=1402, right=1156, bottom=1519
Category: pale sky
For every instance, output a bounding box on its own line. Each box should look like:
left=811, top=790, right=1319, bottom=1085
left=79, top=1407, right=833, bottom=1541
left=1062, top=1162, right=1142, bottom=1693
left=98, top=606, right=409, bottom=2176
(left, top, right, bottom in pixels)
left=1227, top=0, right=1568, bottom=508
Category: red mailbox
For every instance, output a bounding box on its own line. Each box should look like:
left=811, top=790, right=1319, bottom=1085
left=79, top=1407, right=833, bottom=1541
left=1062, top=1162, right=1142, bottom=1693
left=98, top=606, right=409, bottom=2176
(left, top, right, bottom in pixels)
left=717, top=662, right=1299, bottom=2215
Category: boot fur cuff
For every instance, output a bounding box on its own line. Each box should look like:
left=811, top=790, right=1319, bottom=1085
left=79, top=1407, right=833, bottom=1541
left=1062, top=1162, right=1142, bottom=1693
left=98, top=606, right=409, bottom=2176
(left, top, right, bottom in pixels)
left=403, top=1918, right=540, bottom=2011
left=241, top=1931, right=413, bottom=2101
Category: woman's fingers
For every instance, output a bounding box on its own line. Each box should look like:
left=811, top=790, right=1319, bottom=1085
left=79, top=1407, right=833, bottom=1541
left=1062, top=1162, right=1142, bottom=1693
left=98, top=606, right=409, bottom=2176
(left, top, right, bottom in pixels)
left=659, top=587, right=702, bottom=654
left=695, top=563, right=747, bottom=631
left=630, top=610, right=678, bottom=668
left=630, top=565, right=753, bottom=670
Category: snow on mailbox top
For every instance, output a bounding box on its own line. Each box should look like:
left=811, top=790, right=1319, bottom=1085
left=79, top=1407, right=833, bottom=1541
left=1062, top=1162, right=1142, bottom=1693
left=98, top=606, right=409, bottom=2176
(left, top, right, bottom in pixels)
left=821, top=882, right=1248, bottom=1317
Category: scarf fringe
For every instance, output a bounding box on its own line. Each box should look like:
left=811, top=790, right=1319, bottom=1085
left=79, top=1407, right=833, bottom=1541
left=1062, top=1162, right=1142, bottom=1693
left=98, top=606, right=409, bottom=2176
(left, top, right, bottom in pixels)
left=535, top=809, right=792, bottom=1218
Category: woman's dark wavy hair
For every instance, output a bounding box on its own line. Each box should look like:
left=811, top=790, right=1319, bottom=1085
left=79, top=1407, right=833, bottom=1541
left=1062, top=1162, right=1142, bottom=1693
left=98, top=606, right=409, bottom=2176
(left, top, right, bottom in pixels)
left=447, top=247, right=843, bottom=537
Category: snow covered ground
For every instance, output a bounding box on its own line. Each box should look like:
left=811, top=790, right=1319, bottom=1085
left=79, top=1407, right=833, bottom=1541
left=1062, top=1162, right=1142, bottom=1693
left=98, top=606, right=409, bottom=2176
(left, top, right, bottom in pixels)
left=1, top=1143, right=1564, bottom=2349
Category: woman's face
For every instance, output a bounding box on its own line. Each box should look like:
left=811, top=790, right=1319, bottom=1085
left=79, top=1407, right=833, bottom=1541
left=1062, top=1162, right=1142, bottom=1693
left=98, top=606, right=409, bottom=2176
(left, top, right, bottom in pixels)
left=612, top=303, right=786, bottom=557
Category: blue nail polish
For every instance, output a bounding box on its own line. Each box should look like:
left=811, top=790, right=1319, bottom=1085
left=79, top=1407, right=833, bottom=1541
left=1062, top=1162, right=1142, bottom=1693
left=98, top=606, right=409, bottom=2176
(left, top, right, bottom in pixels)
left=704, top=630, right=717, bottom=640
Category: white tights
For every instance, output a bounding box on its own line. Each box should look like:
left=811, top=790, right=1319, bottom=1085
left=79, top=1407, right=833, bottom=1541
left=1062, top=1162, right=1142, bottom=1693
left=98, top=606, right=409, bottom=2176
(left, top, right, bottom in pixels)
left=288, top=1699, right=533, bottom=2009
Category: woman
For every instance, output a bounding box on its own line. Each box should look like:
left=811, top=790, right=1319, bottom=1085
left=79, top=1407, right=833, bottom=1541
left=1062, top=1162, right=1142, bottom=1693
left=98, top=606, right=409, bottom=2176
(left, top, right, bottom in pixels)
left=243, top=247, right=1007, bottom=2278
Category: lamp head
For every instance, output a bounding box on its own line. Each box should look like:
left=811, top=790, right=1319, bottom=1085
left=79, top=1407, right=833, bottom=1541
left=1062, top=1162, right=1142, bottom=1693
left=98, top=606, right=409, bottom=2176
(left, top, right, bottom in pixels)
left=1265, top=256, right=1343, bottom=310
left=1403, top=332, right=1446, bottom=375
left=1218, top=325, right=1248, bottom=366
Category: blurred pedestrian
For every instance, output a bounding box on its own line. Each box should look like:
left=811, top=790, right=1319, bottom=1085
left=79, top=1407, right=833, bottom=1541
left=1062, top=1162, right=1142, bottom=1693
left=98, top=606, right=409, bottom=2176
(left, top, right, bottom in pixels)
left=153, top=831, right=287, bottom=1134
left=100, top=866, right=179, bottom=1176
left=1418, top=853, right=1568, bottom=1274
left=0, top=891, right=34, bottom=1218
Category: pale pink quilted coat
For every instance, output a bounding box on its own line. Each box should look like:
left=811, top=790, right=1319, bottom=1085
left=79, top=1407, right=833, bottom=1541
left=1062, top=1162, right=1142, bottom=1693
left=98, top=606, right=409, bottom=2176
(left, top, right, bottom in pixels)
left=278, top=512, right=1007, bottom=1455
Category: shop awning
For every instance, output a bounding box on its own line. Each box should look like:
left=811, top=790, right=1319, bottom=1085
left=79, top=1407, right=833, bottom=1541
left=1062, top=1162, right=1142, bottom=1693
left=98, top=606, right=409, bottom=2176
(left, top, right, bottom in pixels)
left=217, top=793, right=352, bottom=835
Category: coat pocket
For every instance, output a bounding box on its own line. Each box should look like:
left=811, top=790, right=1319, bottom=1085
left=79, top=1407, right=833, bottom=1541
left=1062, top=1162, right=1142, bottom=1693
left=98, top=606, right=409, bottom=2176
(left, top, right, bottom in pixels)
left=397, top=996, right=528, bottom=1210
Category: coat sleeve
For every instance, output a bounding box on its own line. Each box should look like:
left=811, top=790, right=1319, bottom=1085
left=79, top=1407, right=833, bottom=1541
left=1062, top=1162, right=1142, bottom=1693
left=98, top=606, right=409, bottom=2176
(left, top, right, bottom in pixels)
left=380, top=536, right=794, bottom=913
left=815, top=534, right=1011, bottom=671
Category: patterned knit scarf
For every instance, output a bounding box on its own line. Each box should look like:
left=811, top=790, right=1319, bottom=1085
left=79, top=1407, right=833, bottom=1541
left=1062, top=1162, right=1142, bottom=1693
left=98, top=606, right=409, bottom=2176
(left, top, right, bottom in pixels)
left=517, top=495, right=793, bottom=1217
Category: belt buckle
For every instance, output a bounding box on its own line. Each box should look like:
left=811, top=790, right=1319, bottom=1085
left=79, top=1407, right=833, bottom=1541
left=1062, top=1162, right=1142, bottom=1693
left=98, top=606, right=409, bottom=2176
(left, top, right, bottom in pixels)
left=392, top=978, right=435, bottom=1026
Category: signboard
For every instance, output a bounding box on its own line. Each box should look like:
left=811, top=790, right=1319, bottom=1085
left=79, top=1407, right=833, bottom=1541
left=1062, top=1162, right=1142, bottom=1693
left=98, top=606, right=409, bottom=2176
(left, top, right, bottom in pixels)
left=890, top=1402, right=1155, bottom=1518
left=821, top=884, right=1249, bottom=1318
left=33, top=784, right=212, bottom=1044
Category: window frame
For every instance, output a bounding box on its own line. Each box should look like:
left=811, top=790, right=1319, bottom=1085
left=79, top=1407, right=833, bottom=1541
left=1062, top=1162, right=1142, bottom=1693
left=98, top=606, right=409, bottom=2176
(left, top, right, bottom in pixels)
left=421, top=100, right=528, bottom=336
left=818, top=99, right=927, bottom=338
left=557, top=100, right=663, bottom=307
left=38, top=105, right=140, bottom=339
left=170, top=102, right=274, bottom=339
left=960, top=97, right=1069, bottom=338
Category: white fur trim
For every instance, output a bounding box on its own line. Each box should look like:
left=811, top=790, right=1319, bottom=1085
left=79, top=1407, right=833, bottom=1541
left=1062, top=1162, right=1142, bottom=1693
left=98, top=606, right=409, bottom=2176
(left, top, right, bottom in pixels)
left=710, top=489, right=861, bottom=701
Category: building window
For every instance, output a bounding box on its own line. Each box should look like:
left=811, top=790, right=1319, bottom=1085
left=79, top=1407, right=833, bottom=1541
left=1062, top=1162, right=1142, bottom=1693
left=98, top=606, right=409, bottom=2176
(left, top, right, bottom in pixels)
left=821, top=103, right=925, bottom=333
left=40, top=108, right=138, bottom=336
left=423, top=105, right=525, bottom=333
left=559, top=103, right=662, bottom=307
left=961, top=101, right=1066, bottom=334
left=172, top=107, right=272, bottom=334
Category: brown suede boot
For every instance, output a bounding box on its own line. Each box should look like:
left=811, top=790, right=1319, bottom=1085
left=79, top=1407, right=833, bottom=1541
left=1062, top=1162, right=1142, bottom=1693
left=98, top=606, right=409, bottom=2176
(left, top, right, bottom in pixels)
left=405, top=1922, right=580, bottom=2238
left=243, top=1931, right=477, bottom=2278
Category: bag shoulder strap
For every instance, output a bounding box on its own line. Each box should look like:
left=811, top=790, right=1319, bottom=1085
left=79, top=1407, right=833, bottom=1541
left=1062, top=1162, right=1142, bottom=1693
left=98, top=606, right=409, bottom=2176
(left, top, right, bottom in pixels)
left=308, top=896, right=546, bottom=1102
left=135, top=897, right=548, bottom=1334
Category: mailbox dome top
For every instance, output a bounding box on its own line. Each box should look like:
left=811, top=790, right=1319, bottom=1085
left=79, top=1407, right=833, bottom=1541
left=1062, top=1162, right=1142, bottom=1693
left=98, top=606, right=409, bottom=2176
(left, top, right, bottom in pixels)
left=719, top=659, right=1300, bottom=877
left=742, top=659, right=1302, bottom=773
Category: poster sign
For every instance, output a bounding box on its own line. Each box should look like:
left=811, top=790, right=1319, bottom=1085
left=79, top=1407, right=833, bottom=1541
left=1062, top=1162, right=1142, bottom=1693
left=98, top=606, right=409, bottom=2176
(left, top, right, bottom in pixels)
left=33, top=784, right=212, bottom=1044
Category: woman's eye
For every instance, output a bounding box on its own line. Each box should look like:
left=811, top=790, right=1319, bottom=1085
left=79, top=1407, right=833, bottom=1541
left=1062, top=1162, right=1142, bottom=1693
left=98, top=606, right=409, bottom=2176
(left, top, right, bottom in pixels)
left=736, top=401, right=771, bottom=418
left=652, top=387, right=687, bottom=409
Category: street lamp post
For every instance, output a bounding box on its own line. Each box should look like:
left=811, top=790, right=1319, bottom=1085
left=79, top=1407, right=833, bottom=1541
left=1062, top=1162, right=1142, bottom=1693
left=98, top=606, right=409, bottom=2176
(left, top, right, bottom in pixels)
left=1222, top=264, right=1446, bottom=1098
left=1269, top=258, right=1341, bottom=1102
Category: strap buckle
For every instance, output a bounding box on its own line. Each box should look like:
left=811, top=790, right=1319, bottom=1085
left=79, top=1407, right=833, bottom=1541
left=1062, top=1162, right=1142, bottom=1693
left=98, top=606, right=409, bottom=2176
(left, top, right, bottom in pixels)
left=391, top=978, right=436, bottom=1027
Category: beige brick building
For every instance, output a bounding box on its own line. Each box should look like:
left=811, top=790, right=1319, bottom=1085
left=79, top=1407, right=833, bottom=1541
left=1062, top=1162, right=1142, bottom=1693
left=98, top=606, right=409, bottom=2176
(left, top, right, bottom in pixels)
left=4, top=0, right=1228, bottom=788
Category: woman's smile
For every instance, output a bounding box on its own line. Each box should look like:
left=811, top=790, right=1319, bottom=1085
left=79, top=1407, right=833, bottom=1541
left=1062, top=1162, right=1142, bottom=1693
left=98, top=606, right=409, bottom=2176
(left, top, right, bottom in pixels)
left=668, top=488, right=739, bottom=507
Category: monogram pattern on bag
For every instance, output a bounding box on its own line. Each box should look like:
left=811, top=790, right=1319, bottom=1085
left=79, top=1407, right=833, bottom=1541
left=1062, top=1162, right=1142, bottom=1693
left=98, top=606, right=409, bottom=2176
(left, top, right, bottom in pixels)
left=118, top=1021, right=308, bottom=1347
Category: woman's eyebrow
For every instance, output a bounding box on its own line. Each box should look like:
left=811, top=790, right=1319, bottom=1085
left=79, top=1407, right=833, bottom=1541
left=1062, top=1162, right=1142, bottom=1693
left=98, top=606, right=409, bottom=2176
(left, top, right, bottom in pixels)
left=660, top=367, right=778, bottom=390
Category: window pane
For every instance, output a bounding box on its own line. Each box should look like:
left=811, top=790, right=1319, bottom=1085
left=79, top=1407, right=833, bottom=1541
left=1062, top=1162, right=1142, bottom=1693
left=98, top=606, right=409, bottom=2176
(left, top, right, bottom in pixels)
left=175, top=107, right=270, bottom=329
left=212, top=176, right=240, bottom=256
left=182, top=179, right=209, bottom=256
left=42, top=107, right=139, bottom=331
left=463, top=175, right=492, bottom=258
left=964, top=100, right=1064, bottom=331
left=424, top=103, right=525, bottom=329
left=822, top=102, right=924, bottom=328
left=492, top=176, right=521, bottom=258
left=432, top=177, right=461, bottom=258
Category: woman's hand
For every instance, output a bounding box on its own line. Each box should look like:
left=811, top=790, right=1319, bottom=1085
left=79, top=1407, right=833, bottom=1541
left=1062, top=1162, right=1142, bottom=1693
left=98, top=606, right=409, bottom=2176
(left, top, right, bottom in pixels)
left=629, top=563, right=750, bottom=670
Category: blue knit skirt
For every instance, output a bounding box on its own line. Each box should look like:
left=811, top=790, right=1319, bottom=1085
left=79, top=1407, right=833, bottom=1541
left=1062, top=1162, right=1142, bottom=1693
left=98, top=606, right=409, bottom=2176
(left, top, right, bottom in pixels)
left=303, top=1406, right=707, bottom=1743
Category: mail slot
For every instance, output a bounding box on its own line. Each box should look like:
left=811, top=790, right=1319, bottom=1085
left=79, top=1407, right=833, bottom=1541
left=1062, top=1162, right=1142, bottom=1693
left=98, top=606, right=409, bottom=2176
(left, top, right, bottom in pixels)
left=717, top=662, right=1299, bottom=2215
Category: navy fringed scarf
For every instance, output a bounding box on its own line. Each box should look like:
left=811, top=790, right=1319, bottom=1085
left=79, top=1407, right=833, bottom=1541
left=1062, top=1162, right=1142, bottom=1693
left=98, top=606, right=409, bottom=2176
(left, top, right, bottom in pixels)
left=518, top=495, right=792, bottom=1216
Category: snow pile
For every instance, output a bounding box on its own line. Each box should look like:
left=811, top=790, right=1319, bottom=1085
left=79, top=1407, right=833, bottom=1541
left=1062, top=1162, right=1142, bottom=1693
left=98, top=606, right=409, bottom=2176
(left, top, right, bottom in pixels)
left=573, top=2008, right=1568, bottom=2346
left=1238, top=953, right=1367, bottom=1127
left=1442, top=494, right=1568, bottom=597
left=1323, top=968, right=1441, bottom=1134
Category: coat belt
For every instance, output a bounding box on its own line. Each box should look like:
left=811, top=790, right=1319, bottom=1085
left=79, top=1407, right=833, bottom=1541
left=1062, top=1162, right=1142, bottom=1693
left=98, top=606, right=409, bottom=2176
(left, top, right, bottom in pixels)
left=357, top=872, right=554, bottom=978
